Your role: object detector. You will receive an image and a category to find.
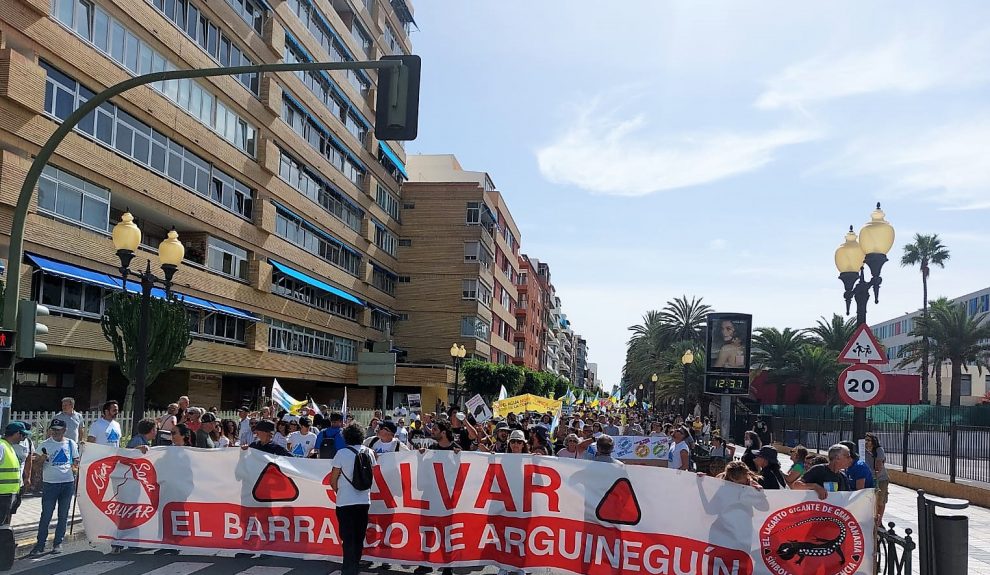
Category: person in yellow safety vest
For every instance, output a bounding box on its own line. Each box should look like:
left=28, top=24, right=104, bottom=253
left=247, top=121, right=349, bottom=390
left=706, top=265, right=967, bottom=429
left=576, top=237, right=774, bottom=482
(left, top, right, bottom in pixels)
left=0, top=422, right=28, bottom=526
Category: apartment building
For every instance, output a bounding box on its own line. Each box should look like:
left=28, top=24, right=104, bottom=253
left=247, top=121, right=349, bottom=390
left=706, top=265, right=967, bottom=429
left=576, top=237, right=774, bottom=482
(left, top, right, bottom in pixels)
left=395, top=155, right=522, bottom=381
left=0, top=0, right=425, bottom=410
left=512, top=254, right=549, bottom=371
left=873, top=286, right=990, bottom=405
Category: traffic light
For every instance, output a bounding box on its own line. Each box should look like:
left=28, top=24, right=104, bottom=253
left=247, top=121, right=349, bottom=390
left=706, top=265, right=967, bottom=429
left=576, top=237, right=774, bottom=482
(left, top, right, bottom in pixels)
left=374, top=55, right=421, bottom=141
left=16, top=300, right=48, bottom=359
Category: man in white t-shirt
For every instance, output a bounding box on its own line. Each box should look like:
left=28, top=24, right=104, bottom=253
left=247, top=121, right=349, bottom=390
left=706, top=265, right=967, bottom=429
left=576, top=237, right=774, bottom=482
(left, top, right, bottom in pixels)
left=52, top=397, right=84, bottom=444
left=330, top=423, right=376, bottom=575
left=237, top=406, right=255, bottom=446
left=87, top=401, right=121, bottom=448
left=286, top=416, right=318, bottom=458
left=363, top=421, right=409, bottom=454
left=28, top=419, right=79, bottom=556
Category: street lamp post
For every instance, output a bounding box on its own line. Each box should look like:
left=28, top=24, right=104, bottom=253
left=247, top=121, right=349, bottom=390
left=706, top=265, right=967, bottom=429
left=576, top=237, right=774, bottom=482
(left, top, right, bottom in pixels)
left=111, top=211, right=184, bottom=435
left=681, top=350, right=694, bottom=417
left=833, top=203, right=895, bottom=441
left=449, top=343, right=467, bottom=408
left=650, top=373, right=658, bottom=410
left=638, top=383, right=644, bottom=406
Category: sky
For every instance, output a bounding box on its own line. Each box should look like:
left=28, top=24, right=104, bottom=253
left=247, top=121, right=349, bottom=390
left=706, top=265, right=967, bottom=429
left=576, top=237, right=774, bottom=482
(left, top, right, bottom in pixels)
left=404, top=1, right=990, bottom=389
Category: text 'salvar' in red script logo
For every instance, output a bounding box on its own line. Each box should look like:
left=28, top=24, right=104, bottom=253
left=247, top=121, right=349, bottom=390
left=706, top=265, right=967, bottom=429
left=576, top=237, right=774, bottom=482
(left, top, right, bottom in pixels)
left=87, top=456, right=160, bottom=530
left=760, top=502, right=865, bottom=575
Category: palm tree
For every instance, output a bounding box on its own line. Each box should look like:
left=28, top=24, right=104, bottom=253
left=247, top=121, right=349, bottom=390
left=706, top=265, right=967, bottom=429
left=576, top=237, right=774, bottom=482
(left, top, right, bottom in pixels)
left=901, top=234, right=950, bottom=403
left=623, top=311, right=671, bottom=394
left=751, top=327, right=809, bottom=404
left=793, top=345, right=844, bottom=403
left=902, top=298, right=990, bottom=406
left=658, top=295, right=712, bottom=345
left=805, top=314, right=857, bottom=354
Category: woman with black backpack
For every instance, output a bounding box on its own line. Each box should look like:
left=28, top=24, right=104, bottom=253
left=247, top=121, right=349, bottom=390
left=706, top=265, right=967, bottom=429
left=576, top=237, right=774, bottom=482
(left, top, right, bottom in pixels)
left=328, top=422, right=377, bottom=575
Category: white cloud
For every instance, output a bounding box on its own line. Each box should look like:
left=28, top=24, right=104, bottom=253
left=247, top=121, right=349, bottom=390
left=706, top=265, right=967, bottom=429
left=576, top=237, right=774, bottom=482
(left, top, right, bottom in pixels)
left=756, top=30, right=990, bottom=111
left=708, top=239, right=728, bottom=250
left=535, top=106, right=817, bottom=196
left=828, top=116, right=990, bottom=210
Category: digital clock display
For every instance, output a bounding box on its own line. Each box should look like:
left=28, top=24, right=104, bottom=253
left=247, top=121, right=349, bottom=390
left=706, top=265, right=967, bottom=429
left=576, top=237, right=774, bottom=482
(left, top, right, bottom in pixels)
left=705, top=374, right=750, bottom=395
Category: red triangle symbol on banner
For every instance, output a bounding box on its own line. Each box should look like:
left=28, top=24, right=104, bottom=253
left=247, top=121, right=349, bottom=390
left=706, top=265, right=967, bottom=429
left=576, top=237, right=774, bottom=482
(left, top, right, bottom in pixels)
left=595, top=478, right=641, bottom=525
left=252, top=462, right=300, bottom=502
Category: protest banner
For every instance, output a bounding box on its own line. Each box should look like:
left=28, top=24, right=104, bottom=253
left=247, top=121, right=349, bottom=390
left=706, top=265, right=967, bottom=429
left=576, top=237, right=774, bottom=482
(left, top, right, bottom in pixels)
left=79, top=444, right=875, bottom=575
left=612, top=435, right=671, bottom=460
left=465, top=394, right=493, bottom=423
left=407, top=393, right=422, bottom=412
left=493, top=394, right=563, bottom=417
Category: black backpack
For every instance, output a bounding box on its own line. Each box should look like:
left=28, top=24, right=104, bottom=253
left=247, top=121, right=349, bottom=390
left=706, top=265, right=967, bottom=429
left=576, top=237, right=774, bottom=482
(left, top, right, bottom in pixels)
left=318, top=429, right=339, bottom=460
left=344, top=446, right=374, bottom=490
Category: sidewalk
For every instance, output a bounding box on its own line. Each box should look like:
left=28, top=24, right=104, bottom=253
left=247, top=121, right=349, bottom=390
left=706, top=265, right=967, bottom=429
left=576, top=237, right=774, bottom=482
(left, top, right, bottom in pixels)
left=10, top=493, right=85, bottom=551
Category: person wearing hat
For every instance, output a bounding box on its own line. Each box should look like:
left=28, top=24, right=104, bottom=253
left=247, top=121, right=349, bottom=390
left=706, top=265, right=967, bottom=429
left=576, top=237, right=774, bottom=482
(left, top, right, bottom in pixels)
left=556, top=433, right=594, bottom=459
left=364, top=420, right=408, bottom=455
left=751, top=446, right=787, bottom=490
left=196, top=413, right=217, bottom=449
left=839, top=440, right=874, bottom=490
left=507, top=430, right=529, bottom=454
left=486, top=421, right=512, bottom=453
left=287, top=416, right=318, bottom=458
left=0, top=423, right=28, bottom=527
left=241, top=420, right=291, bottom=456
left=28, top=419, right=80, bottom=556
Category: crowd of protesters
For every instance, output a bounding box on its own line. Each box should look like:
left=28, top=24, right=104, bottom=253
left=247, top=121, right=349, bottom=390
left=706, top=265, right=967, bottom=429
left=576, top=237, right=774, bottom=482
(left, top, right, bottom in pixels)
left=10, top=395, right=888, bottom=574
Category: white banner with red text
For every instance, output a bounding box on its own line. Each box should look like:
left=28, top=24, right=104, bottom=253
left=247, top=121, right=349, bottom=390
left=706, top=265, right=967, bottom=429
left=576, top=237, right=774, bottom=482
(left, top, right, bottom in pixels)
left=79, top=444, right=876, bottom=575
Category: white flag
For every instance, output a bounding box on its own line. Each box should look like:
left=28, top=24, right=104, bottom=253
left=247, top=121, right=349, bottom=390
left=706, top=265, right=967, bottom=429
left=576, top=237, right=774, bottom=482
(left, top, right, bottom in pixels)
left=498, top=385, right=508, bottom=401
left=308, top=398, right=322, bottom=417
left=341, top=387, right=348, bottom=416
left=271, top=379, right=305, bottom=413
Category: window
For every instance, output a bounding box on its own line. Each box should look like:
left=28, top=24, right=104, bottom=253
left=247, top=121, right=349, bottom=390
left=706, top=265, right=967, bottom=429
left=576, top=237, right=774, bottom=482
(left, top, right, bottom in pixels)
left=503, top=227, right=516, bottom=251
left=149, top=0, right=259, bottom=94
left=284, top=0, right=371, bottom=95
left=374, top=221, right=397, bottom=256
left=517, top=273, right=527, bottom=286
left=520, top=294, right=528, bottom=308
left=371, top=309, right=392, bottom=334
left=52, top=0, right=256, bottom=155
left=961, top=374, right=973, bottom=397
left=501, top=290, right=512, bottom=312
left=464, top=241, right=479, bottom=261
left=274, top=206, right=362, bottom=276
left=515, top=340, right=525, bottom=359
left=271, top=267, right=359, bottom=321
left=403, top=202, right=415, bottom=209
left=42, top=62, right=254, bottom=220
left=196, top=311, right=246, bottom=343
left=225, top=0, right=265, bottom=33
left=206, top=237, right=249, bottom=280
left=268, top=318, right=357, bottom=362
left=38, top=165, right=110, bottom=232
left=460, top=316, right=490, bottom=340
left=398, top=276, right=410, bottom=283
left=283, top=36, right=369, bottom=145
left=278, top=149, right=363, bottom=231
left=371, top=265, right=396, bottom=294
left=398, top=239, right=411, bottom=247
left=382, top=21, right=403, bottom=55
left=462, top=279, right=477, bottom=300
left=376, top=184, right=401, bottom=222
left=351, top=22, right=372, bottom=57
left=281, top=95, right=365, bottom=188
left=466, top=202, right=480, bottom=225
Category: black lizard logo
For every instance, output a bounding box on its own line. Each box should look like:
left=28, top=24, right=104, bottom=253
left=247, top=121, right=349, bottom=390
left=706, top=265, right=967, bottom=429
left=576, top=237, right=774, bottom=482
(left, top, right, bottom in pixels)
left=775, top=516, right=847, bottom=565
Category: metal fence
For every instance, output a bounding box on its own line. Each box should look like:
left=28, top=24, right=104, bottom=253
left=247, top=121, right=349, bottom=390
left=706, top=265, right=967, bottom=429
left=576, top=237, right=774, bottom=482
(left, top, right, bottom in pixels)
left=771, top=413, right=990, bottom=483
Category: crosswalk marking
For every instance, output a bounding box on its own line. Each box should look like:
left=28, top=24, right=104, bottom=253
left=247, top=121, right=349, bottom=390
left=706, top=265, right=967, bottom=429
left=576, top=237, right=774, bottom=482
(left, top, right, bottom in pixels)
left=53, top=561, right=134, bottom=575
left=140, top=562, right=213, bottom=575
left=232, top=568, right=295, bottom=575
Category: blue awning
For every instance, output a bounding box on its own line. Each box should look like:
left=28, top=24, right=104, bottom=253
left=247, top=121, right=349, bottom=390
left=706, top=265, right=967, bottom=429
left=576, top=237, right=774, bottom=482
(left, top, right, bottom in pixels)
left=25, top=253, right=121, bottom=290
left=27, top=252, right=258, bottom=321
left=270, top=259, right=365, bottom=306
left=378, top=142, right=409, bottom=179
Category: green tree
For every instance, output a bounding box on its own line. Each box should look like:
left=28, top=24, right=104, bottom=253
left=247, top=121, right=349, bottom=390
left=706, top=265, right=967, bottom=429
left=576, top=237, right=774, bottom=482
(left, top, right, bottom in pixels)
left=805, top=314, right=857, bottom=354
left=100, top=292, right=193, bottom=415
left=460, top=360, right=523, bottom=402
left=898, top=298, right=990, bottom=406
left=658, top=295, right=712, bottom=345
left=793, top=345, right=844, bottom=403
left=751, top=327, right=808, bottom=404
left=901, top=233, right=950, bottom=403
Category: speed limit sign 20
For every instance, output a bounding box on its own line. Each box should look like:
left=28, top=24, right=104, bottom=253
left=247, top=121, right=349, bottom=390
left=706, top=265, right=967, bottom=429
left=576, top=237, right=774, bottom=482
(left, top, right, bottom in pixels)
left=838, top=364, right=884, bottom=408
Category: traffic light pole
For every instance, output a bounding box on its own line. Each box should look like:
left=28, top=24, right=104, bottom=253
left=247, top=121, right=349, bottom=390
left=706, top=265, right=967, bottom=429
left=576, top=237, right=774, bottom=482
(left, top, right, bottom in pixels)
left=0, top=59, right=403, bottom=426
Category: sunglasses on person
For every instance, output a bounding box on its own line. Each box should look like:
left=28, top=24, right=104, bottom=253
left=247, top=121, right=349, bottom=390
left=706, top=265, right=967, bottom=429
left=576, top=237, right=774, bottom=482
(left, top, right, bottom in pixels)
left=509, top=439, right=525, bottom=444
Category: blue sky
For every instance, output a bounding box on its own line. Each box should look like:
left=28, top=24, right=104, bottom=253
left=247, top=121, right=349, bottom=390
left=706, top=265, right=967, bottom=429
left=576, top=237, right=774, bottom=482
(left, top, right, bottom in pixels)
left=405, top=1, right=990, bottom=388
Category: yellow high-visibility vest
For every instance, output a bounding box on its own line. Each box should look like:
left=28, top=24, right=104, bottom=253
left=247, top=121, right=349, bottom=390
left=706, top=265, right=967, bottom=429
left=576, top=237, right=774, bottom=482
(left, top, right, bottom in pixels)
left=0, top=439, right=20, bottom=495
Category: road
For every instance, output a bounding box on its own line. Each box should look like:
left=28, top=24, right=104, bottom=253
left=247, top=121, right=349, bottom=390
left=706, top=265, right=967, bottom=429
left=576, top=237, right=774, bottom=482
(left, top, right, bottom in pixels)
left=10, top=544, right=496, bottom=575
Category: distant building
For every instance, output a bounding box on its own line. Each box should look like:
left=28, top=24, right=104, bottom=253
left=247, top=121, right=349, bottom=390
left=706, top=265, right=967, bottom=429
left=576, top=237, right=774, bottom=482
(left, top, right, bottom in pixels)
left=872, top=287, right=990, bottom=405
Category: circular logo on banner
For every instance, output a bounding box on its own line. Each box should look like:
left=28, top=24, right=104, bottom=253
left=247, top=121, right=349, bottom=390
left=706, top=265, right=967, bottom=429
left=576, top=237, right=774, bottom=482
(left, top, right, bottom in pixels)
left=86, top=456, right=159, bottom=530
left=760, top=503, right=865, bottom=575
left=838, top=364, right=884, bottom=408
